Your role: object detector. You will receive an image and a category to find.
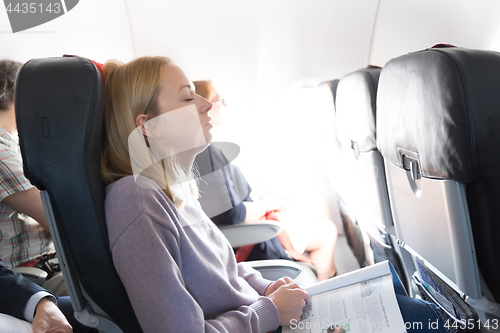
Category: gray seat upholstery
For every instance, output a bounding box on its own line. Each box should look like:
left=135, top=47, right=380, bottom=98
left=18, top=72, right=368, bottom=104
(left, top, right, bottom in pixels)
left=335, top=66, right=406, bottom=285
left=321, top=78, right=367, bottom=269
left=377, top=46, right=500, bottom=318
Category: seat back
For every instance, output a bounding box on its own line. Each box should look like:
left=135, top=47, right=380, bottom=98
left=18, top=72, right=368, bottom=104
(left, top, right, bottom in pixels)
left=335, top=66, right=408, bottom=285
left=15, top=57, right=142, bottom=332
left=336, top=66, right=393, bottom=231
left=321, top=79, right=343, bottom=193
left=377, top=46, right=500, bottom=303
left=317, top=79, right=365, bottom=268
left=327, top=79, right=339, bottom=105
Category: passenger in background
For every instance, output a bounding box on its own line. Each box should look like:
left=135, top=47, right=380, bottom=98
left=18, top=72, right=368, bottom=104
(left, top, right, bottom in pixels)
left=194, top=80, right=338, bottom=281
left=0, top=60, right=66, bottom=296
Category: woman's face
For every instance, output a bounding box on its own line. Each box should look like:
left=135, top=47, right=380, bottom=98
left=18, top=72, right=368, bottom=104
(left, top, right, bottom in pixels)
left=155, top=64, right=213, bottom=144
left=139, top=64, right=213, bottom=160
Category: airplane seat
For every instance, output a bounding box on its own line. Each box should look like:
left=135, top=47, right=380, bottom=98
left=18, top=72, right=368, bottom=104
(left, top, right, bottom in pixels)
left=320, top=78, right=366, bottom=268
left=325, top=79, right=339, bottom=105
left=16, top=56, right=142, bottom=332
left=377, top=46, right=500, bottom=325
left=335, top=66, right=406, bottom=285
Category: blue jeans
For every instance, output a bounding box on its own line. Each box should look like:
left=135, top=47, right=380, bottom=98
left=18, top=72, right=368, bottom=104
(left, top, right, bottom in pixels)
left=393, top=294, right=446, bottom=333
left=272, top=295, right=447, bottom=333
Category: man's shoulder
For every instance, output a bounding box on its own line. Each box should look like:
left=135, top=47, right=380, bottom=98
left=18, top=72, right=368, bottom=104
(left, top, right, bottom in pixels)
left=0, top=129, right=17, bottom=152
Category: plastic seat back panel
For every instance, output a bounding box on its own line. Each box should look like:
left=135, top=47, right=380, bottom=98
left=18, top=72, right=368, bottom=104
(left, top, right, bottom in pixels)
left=385, top=161, right=480, bottom=297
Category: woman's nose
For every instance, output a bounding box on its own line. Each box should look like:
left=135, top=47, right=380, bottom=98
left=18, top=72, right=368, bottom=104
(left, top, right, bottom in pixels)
left=198, top=96, right=213, bottom=114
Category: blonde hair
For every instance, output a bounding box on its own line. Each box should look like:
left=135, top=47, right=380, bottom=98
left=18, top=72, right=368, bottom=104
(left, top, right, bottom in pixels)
left=193, top=80, right=214, bottom=100
left=101, top=56, right=198, bottom=207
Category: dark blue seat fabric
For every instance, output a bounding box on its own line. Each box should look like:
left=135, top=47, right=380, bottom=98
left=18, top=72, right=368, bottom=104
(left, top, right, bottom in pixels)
left=16, top=56, right=142, bottom=332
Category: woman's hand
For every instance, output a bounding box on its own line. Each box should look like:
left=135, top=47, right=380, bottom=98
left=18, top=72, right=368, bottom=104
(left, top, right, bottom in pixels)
left=32, top=298, right=73, bottom=333
left=264, top=277, right=294, bottom=297
left=266, top=279, right=309, bottom=327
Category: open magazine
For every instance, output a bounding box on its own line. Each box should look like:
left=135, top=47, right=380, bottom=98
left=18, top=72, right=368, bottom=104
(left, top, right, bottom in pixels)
left=0, top=313, right=32, bottom=333
left=283, top=261, right=406, bottom=333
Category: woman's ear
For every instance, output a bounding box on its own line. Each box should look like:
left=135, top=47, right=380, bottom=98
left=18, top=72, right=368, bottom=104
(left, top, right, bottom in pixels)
left=135, top=113, right=149, bottom=136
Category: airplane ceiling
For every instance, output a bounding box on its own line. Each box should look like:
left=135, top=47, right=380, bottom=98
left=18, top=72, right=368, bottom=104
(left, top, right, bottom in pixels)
left=1, top=0, right=499, bottom=82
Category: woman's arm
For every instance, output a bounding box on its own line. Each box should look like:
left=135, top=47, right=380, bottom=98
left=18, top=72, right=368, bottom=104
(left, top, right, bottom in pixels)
left=237, top=262, right=273, bottom=296
left=110, top=213, right=280, bottom=333
left=237, top=263, right=310, bottom=328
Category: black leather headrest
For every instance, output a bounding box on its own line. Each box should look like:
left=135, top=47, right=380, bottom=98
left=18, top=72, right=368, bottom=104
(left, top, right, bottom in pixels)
left=15, top=57, right=142, bottom=332
left=377, top=47, right=500, bottom=182
left=336, top=66, right=381, bottom=153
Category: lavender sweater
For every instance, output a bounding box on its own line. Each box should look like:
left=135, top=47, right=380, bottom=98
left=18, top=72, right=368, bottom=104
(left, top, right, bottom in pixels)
left=104, top=176, right=280, bottom=332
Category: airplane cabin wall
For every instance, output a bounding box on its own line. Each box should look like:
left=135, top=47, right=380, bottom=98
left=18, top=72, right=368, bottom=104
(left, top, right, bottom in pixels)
left=0, top=0, right=135, bottom=63
left=124, top=0, right=378, bottom=201
left=369, top=0, right=500, bottom=66
left=1, top=0, right=500, bottom=210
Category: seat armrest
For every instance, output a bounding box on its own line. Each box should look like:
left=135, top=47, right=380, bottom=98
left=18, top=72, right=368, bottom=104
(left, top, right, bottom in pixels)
left=11, top=267, right=48, bottom=286
left=247, top=259, right=302, bottom=280
left=219, top=220, right=283, bottom=247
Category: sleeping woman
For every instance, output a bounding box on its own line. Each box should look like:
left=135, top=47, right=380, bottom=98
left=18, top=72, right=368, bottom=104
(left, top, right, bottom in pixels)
left=100, top=56, right=308, bottom=332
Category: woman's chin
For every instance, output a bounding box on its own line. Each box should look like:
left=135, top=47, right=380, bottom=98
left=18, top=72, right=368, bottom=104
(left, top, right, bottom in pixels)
left=204, top=131, right=213, bottom=144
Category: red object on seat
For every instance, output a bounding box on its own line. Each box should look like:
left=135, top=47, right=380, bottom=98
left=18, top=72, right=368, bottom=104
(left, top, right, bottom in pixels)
left=235, top=245, right=255, bottom=263
left=63, top=54, right=104, bottom=83
left=17, top=259, right=39, bottom=267
left=89, top=60, right=104, bottom=83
